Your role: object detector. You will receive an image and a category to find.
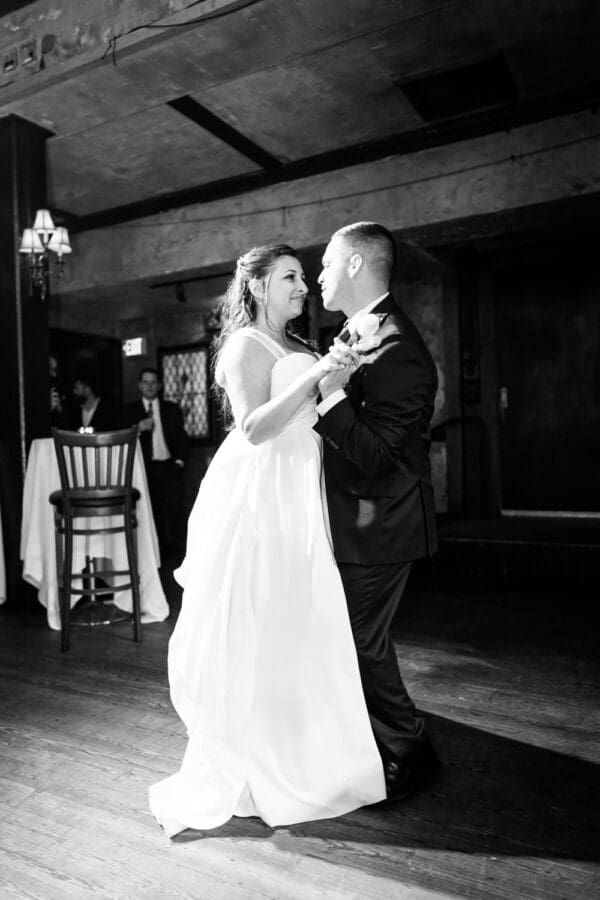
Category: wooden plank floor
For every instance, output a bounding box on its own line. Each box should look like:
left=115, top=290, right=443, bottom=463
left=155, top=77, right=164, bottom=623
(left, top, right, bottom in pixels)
left=0, top=572, right=598, bottom=899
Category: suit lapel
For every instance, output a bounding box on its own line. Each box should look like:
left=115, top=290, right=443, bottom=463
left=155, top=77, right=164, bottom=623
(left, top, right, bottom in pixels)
left=345, top=294, right=399, bottom=397
left=371, top=294, right=397, bottom=319
left=158, top=399, right=168, bottom=431
left=138, top=400, right=152, bottom=456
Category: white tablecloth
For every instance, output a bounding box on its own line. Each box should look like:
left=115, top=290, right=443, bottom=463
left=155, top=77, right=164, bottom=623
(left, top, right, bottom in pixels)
left=20, top=437, right=169, bottom=630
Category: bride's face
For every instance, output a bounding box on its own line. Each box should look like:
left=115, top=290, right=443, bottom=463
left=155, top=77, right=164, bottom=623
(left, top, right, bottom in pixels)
left=255, top=255, right=308, bottom=323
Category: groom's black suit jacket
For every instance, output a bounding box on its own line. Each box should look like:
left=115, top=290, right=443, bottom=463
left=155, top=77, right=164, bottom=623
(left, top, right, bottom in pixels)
left=314, top=295, right=438, bottom=565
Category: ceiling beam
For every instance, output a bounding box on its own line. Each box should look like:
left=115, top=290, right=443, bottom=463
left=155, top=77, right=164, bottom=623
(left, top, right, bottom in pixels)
left=168, top=95, right=281, bottom=171
left=0, top=0, right=264, bottom=103
left=72, top=79, right=600, bottom=233
left=150, top=270, right=231, bottom=288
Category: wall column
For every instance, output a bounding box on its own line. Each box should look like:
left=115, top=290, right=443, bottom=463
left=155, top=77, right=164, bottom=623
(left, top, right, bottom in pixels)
left=0, top=114, right=53, bottom=604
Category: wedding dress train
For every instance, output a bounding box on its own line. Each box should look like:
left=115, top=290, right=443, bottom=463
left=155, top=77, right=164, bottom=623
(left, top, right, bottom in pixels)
left=148, top=329, right=385, bottom=835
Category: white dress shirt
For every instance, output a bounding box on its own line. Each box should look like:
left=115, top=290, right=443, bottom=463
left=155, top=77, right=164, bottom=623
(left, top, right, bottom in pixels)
left=81, top=398, right=100, bottom=427
left=146, top=398, right=171, bottom=461
left=317, top=292, right=389, bottom=417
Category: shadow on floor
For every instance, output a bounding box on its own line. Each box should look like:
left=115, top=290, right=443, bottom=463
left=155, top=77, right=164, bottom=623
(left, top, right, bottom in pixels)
left=175, top=714, right=599, bottom=864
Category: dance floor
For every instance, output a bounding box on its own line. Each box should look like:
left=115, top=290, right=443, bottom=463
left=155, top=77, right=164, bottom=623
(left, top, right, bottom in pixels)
left=0, top=567, right=598, bottom=899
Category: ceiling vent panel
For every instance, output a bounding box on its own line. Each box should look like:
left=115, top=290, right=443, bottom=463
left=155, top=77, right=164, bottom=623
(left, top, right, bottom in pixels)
left=399, top=54, right=519, bottom=122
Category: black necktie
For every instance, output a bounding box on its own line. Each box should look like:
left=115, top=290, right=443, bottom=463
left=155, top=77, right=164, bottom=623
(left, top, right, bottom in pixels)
left=335, top=319, right=351, bottom=343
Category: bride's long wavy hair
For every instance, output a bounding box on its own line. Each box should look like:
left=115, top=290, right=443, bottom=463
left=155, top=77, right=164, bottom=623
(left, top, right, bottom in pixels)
left=212, top=243, right=302, bottom=421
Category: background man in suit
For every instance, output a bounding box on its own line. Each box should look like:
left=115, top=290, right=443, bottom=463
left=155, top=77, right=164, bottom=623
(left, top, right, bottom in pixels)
left=64, top=371, right=117, bottom=431
left=121, top=367, right=188, bottom=558
left=315, top=221, right=439, bottom=802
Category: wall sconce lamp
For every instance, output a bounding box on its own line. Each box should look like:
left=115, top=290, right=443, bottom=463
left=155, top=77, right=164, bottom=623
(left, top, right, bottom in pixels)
left=18, top=209, right=72, bottom=301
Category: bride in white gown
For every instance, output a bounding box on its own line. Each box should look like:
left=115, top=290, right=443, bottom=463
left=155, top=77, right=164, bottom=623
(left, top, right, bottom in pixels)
left=149, top=244, right=386, bottom=836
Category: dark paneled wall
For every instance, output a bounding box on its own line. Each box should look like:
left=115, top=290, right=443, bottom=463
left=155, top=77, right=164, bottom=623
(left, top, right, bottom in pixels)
left=0, top=115, right=52, bottom=602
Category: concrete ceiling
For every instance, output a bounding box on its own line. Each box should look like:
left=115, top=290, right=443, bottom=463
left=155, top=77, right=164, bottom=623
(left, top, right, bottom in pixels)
left=1, top=0, right=599, bottom=317
left=2, top=0, right=599, bottom=221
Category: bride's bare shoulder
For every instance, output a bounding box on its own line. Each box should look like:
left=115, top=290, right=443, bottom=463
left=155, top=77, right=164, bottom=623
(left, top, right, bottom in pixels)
left=219, top=329, right=276, bottom=379
left=223, top=328, right=272, bottom=355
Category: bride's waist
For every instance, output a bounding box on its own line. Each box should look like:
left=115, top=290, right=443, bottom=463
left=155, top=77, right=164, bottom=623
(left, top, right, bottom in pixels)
left=226, top=413, right=317, bottom=445
left=281, top=409, right=318, bottom=430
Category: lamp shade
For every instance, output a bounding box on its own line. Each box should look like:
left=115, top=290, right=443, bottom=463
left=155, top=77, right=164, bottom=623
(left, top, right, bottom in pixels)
left=48, top=226, right=72, bottom=256
left=32, top=208, right=55, bottom=236
left=18, top=228, right=44, bottom=254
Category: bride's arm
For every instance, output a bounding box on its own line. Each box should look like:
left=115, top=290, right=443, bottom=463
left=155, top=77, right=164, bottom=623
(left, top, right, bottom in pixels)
left=222, top=335, right=343, bottom=445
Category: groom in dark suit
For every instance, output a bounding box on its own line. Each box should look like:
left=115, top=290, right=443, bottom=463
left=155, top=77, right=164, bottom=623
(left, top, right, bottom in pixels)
left=315, top=222, right=439, bottom=801
left=121, top=367, right=188, bottom=557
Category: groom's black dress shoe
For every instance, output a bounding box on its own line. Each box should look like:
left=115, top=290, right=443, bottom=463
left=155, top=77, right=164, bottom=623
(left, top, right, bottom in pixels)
left=383, top=739, right=441, bottom=804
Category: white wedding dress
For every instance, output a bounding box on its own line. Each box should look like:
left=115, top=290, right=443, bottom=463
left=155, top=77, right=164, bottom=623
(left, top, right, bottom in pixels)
left=148, top=328, right=385, bottom=836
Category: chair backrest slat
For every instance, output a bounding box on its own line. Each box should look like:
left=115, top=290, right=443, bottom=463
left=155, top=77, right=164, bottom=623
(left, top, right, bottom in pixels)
left=68, top=446, right=78, bottom=488
left=51, top=426, right=139, bottom=498
left=117, top=443, right=125, bottom=487
left=81, top=446, right=90, bottom=488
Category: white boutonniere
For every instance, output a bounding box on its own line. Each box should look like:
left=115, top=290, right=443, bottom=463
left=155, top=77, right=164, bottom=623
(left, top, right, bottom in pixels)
left=348, top=313, right=387, bottom=354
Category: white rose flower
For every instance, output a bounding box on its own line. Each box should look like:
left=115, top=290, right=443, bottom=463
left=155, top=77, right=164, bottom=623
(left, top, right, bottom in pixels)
left=353, top=312, right=384, bottom=354
left=358, top=313, right=381, bottom=339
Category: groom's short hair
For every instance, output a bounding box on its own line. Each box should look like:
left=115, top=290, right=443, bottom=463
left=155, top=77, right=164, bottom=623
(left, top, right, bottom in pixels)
left=333, top=222, right=395, bottom=279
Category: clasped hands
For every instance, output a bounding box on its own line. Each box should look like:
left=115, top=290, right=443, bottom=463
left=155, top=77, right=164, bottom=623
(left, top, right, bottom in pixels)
left=318, top=338, right=360, bottom=398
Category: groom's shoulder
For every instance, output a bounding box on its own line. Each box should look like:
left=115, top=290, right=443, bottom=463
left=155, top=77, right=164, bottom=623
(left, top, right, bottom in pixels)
left=371, top=310, right=433, bottom=370
left=375, top=309, right=411, bottom=349
left=386, top=304, right=430, bottom=346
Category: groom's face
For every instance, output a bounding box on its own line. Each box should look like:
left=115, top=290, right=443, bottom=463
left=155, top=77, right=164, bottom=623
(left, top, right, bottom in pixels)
left=318, top=236, right=352, bottom=312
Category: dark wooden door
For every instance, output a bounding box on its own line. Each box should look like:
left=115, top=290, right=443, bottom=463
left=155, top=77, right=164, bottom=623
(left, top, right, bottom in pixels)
left=494, top=247, right=600, bottom=513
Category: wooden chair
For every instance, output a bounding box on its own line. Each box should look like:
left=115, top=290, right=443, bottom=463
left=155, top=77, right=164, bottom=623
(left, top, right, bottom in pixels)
left=50, top=427, right=142, bottom=652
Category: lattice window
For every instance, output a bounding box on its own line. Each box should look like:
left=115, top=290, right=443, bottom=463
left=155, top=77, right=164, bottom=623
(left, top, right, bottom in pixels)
left=160, top=346, right=210, bottom=440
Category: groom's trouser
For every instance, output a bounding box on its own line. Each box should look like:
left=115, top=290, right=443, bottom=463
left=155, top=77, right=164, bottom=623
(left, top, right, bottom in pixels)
left=338, top=561, right=425, bottom=763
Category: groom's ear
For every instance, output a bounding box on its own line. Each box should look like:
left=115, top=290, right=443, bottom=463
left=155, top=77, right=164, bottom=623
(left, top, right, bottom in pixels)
left=349, top=252, right=363, bottom=278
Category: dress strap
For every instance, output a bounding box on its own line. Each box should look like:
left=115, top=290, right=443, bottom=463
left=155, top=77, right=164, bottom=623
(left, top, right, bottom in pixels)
left=215, top=328, right=286, bottom=387
left=234, top=327, right=288, bottom=360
